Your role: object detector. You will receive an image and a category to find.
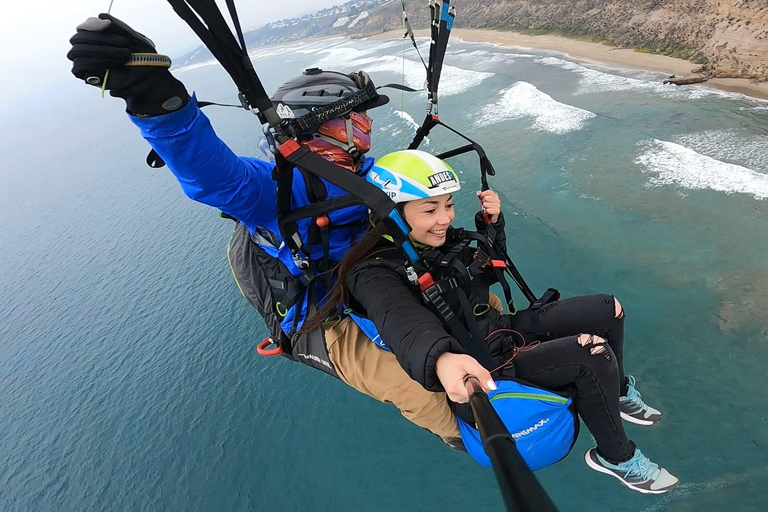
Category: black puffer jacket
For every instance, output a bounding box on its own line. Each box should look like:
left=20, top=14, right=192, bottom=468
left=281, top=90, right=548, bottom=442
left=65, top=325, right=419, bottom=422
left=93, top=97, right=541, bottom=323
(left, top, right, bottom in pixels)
left=347, top=212, right=508, bottom=391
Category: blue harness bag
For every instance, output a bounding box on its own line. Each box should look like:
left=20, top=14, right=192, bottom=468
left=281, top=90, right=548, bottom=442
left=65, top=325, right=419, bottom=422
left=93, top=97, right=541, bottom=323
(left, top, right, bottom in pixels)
left=457, top=379, right=578, bottom=470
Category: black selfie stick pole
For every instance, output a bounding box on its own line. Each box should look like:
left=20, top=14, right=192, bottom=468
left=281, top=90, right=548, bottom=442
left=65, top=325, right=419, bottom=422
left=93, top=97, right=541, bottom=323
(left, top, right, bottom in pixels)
left=465, top=376, right=559, bottom=512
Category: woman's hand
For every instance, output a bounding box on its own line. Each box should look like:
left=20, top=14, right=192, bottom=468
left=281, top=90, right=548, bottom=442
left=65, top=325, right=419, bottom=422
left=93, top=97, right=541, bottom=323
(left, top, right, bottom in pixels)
left=477, top=190, right=501, bottom=224
left=435, top=352, right=497, bottom=403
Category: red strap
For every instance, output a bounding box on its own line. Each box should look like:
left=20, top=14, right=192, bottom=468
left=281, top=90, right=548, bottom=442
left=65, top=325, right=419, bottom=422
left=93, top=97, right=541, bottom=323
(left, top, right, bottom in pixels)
left=277, top=139, right=301, bottom=158
left=256, top=337, right=283, bottom=356
left=490, top=259, right=507, bottom=269
left=418, top=272, right=434, bottom=291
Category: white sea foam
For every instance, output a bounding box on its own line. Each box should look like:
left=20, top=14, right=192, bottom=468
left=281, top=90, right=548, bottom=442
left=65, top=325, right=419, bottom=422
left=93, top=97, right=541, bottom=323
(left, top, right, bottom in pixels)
left=308, top=46, right=383, bottom=70
left=393, top=110, right=420, bottom=130
left=379, top=110, right=430, bottom=145
left=357, top=55, right=493, bottom=96
left=449, top=49, right=522, bottom=69
left=477, top=81, right=596, bottom=134
left=635, top=139, right=768, bottom=200
left=673, top=130, right=768, bottom=173
left=369, top=39, right=411, bottom=52
left=249, top=38, right=345, bottom=59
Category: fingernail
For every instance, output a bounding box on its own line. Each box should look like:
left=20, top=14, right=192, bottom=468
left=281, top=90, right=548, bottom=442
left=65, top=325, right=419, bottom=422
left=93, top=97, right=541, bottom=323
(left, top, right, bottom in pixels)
left=486, top=379, right=497, bottom=390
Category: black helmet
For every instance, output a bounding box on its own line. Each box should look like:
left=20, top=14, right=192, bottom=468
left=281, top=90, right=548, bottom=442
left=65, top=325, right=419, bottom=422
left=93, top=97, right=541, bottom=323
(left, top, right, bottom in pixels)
left=271, top=68, right=389, bottom=134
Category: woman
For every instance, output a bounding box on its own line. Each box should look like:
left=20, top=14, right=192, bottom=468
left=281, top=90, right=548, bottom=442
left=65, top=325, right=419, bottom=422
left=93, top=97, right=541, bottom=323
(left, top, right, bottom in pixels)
left=309, top=149, right=680, bottom=494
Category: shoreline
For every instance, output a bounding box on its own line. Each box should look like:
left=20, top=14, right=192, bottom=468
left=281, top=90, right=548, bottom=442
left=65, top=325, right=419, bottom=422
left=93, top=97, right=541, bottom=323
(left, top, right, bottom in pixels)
left=372, top=28, right=768, bottom=101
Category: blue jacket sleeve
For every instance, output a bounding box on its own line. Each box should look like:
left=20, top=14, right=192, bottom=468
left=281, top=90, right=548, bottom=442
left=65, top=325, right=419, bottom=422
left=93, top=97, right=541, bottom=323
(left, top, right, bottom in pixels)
left=128, top=95, right=276, bottom=233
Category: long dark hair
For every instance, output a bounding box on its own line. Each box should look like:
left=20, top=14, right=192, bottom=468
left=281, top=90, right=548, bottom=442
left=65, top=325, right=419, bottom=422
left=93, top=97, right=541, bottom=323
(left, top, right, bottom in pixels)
left=300, top=220, right=393, bottom=334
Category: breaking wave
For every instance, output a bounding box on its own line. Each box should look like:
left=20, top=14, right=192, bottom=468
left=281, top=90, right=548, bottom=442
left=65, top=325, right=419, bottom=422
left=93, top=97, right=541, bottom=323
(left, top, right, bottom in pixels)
left=353, top=55, right=493, bottom=96
left=477, top=81, right=596, bottom=134
left=672, top=130, right=768, bottom=174
left=635, top=139, right=768, bottom=200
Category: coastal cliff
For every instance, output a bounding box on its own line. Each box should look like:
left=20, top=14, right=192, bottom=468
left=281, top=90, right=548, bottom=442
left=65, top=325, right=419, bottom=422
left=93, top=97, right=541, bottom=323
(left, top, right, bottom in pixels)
left=184, top=0, right=768, bottom=79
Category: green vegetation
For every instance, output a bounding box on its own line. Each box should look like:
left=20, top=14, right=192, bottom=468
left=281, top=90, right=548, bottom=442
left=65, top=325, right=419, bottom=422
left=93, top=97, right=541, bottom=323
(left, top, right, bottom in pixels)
left=499, top=25, right=617, bottom=46
left=636, top=42, right=707, bottom=64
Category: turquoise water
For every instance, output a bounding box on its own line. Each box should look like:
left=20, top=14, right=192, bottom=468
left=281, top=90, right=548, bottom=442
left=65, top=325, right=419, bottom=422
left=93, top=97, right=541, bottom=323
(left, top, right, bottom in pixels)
left=2, top=37, right=768, bottom=511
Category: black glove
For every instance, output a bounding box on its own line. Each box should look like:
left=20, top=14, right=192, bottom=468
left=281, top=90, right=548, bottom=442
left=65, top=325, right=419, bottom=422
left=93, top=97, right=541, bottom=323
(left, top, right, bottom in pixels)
left=67, top=13, right=189, bottom=116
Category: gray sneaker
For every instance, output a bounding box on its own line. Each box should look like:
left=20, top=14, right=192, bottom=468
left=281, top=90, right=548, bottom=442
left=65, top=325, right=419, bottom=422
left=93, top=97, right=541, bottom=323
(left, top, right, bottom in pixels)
left=619, top=375, right=662, bottom=425
left=585, top=448, right=680, bottom=494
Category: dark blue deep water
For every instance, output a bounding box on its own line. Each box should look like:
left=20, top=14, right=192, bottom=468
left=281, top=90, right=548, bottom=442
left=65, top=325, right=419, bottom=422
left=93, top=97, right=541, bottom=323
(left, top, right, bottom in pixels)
left=2, top=37, right=768, bottom=511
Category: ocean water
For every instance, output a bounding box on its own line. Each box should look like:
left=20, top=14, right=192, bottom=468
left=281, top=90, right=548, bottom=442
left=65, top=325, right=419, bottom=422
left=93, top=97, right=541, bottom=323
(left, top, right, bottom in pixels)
left=2, top=36, right=768, bottom=511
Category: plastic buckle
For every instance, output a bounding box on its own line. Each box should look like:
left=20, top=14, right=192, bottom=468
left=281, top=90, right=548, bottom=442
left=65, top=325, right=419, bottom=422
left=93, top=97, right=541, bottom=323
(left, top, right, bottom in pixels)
left=418, top=272, right=435, bottom=291
left=277, top=139, right=302, bottom=158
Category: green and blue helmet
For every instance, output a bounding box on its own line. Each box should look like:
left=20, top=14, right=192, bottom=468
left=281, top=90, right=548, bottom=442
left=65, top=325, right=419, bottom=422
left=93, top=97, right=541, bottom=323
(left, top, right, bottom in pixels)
left=366, top=149, right=461, bottom=203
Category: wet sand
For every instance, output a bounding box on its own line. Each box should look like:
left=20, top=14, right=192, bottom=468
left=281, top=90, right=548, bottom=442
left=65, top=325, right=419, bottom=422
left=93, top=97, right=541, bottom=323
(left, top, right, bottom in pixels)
left=372, top=28, right=768, bottom=101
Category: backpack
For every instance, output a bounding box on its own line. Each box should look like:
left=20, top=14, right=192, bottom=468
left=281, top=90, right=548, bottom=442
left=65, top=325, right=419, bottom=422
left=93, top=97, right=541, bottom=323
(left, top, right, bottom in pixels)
left=457, top=379, right=579, bottom=470
left=226, top=221, right=340, bottom=378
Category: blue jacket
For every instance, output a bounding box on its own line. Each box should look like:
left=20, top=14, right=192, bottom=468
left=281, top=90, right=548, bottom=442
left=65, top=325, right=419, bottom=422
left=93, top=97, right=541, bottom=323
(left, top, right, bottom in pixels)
left=130, top=95, right=373, bottom=331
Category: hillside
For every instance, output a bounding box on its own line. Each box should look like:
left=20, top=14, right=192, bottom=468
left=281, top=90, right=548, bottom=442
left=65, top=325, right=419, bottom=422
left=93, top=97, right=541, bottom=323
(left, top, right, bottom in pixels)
left=180, top=0, right=768, bottom=79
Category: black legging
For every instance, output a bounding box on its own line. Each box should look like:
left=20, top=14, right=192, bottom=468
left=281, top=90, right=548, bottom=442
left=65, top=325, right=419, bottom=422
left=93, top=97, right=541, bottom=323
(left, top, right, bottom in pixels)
left=507, top=293, right=628, bottom=395
left=503, top=294, right=635, bottom=464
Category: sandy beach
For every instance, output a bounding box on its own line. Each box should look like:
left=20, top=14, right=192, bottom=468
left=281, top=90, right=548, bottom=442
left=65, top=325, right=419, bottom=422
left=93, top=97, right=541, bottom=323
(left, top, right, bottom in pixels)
left=373, top=28, right=768, bottom=101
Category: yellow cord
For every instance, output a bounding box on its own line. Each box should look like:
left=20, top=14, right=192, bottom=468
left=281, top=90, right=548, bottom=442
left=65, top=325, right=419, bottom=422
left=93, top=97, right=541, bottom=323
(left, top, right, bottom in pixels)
left=101, top=70, right=110, bottom=98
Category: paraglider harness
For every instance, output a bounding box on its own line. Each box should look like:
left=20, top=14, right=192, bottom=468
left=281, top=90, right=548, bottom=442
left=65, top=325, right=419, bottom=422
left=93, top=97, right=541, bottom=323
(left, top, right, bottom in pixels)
left=156, top=0, right=421, bottom=377
left=410, top=225, right=560, bottom=370
left=163, top=0, right=562, bottom=509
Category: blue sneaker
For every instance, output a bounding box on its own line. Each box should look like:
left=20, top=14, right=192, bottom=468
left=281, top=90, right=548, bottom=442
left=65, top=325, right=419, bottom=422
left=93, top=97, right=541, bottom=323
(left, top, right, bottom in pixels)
left=619, top=375, right=661, bottom=425
left=585, top=448, right=680, bottom=494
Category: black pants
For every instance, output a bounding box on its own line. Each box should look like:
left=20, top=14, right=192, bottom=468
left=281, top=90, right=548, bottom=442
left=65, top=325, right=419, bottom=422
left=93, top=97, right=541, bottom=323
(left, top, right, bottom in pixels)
left=501, top=294, right=635, bottom=464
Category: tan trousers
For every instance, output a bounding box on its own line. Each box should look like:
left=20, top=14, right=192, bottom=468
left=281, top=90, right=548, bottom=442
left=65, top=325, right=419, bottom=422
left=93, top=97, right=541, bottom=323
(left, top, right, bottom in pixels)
left=322, top=292, right=504, bottom=440
left=324, top=317, right=461, bottom=439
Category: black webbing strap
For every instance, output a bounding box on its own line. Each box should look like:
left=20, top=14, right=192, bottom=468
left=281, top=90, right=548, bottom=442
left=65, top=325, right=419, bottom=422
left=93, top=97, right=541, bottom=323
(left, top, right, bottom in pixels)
left=166, top=0, right=280, bottom=126
left=319, top=223, right=332, bottom=288
left=421, top=284, right=496, bottom=370
left=273, top=150, right=299, bottom=251
left=505, top=262, right=538, bottom=305
left=276, top=141, right=419, bottom=264
left=409, top=114, right=439, bottom=150
left=431, top=1, right=454, bottom=100
left=279, top=196, right=363, bottom=226
left=457, top=289, right=497, bottom=368
left=460, top=230, right=537, bottom=305
left=279, top=145, right=395, bottom=220
left=428, top=1, right=439, bottom=98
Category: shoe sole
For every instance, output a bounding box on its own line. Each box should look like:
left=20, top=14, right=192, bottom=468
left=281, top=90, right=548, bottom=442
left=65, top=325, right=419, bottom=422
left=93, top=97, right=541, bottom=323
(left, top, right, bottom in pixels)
left=620, top=411, right=658, bottom=426
left=584, top=450, right=677, bottom=494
